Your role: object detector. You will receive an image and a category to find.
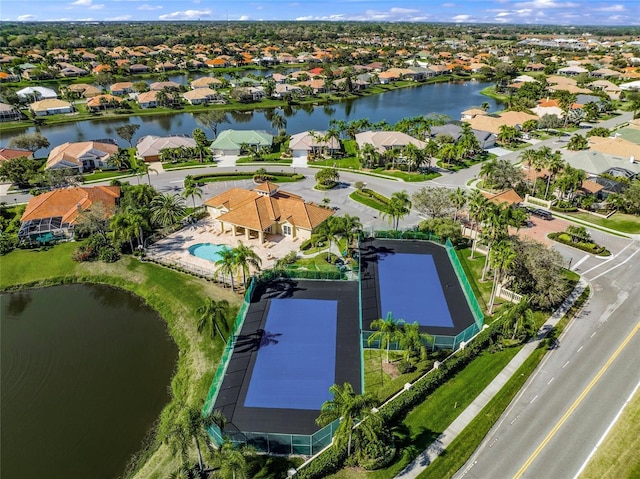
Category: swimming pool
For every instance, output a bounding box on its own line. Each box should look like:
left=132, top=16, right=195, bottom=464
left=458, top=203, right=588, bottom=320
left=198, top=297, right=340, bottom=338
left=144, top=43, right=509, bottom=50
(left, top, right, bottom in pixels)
left=188, top=243, right=230, bottom=262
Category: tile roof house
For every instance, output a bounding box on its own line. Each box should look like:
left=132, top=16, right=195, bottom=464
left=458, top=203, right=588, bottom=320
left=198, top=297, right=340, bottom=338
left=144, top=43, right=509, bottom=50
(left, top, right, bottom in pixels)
left=464, top=111, right=539, bottom=135
left=190, top=76, right=224, bottom=89
left=563, top=149, right=640, bottom=177
left=587, top=136, right=640, bottom=163
left=355, top=130, right=426, bottom=154
left=288, top=131, right=341, bottom=159
left=204, top=182, right=333, bottom=243
left=137, top=90, right=160, bottom=108
left=210, top=130, right=273, bottom=156
left=68, top=83, right=102, bottom=98
left=430, top=124, right=496, bottom=149
left=86, top=94, right=124, bottom=111
left=0, top=147, right=33, bottom=162
left=30, top=99, right=73, bottom=116
left=149, top=81, right=181, bottom=91
left=19, top=186, right=120, bottom=244
left=482, top=189, right=523, bottom=206
left=46, top=140, right=118, bottom=171
left=136, top=135, right=197, bottom=162
left=109, top=82, right=135, bottom=96
left=182, top=87, right=220, bottom=105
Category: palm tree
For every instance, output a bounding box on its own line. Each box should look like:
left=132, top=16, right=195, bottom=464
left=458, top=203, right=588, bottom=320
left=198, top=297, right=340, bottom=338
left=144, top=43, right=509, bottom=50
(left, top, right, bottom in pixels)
left=402, top=143, right=421, bottom=172
left=519, top=149, right=538, bottom=193
left=467, top=189, right=489, bottom=259
left=131, top=160, right=157, bottom=185
left=499, top=298, right=536, bottom=341
left=339, top=214, right=362, bottom=254
left=196, top=298, right=232, bottom=342
left=233, top=241, right=262, bottom=288
left=422, top=139, right=439, bottom=172
left=450, top=187, right=468, bottom=222
left=487, top=240, right=517, bottom=314
left=150, top=193, right=186, bottom=228
left=110, top=212, right=136, bottom=252
left=215, top=439, right=253, bottom=479
left=182, top=175, right=203, bottom=209
left=270, top=111, right=287, bottom=135
left=382, top=190, right=412, bottom=231
left=215, top=248, right=237, bottom=290
left=480, top=203, right=508, bottom=281
left=544, top=151, right=564, bottom=200
left=398, top=321, right=433, bottom=361
left=368, top=312, right=405, bottom=363
left=359, top=142, right=379, bottom=169
left=479, top=158, right=499, bottom=189
left=531, top=146, right=551, bottom=198
left=316, top=382, right=378, bottom=457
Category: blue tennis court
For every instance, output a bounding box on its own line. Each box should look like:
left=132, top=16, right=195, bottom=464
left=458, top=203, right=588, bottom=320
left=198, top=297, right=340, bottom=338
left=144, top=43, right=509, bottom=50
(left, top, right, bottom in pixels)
left=377, top=253, right=454, bottom=328
left=243, top=298, right=338, bottom=410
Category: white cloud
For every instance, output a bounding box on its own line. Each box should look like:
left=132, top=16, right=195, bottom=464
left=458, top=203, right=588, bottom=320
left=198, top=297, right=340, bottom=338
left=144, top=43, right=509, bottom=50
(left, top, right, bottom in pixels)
left=452, top=14, right=473, bottom=22
left=71, top=0, right=91, bottom=5
left=238, top=15, right=249, bottom=20
left=138, top=4, right=163, bottom=10
left=69, top=0, right=103, bottom=8
left=441, top=3, right=456, bottom=7
left=514, top=0, right=578, bottom=8
left=595, top=4, right=626, bottom=12
left=17, top=14, right=37, bottom=21
left=106, top=15, right=132, bottom=20
left=89, top=3, right=105, bottom=9
left=158, top=9, right=211, bottom=20
left=389, top=8, right=419, bottom=14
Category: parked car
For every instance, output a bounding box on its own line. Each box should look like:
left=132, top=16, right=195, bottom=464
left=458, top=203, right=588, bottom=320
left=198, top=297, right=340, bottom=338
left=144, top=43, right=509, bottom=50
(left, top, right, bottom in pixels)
left=531, top=208, right=553, bottom=220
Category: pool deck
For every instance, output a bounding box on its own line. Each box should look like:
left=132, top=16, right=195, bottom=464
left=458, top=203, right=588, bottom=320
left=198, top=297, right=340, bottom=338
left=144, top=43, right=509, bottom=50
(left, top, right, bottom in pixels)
left=145, top=216, right=299, bottom=285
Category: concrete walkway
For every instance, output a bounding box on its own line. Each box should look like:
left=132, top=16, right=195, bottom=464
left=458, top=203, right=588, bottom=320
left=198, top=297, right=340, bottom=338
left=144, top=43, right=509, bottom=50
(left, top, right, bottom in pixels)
left=395, top=279, right=588, bottom=478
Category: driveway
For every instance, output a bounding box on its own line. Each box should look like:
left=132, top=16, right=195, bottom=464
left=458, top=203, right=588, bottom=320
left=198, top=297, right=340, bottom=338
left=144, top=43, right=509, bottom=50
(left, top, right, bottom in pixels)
left=514, top=214, right=570, bottom=246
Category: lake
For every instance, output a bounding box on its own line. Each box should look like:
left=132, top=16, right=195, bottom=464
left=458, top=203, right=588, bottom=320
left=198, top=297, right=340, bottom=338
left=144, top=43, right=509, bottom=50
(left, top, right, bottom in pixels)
left=0, top=284, right=177, bottom=479
left=0, top=81, right=498, bottom=154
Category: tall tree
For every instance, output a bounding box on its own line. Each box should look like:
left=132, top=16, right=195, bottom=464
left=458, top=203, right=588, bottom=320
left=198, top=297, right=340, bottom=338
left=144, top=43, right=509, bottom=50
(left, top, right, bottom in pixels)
left=398, top=321, right=433, bottom=362
left=8, top=132, right=50, bottom=156
left=196, top=298, right=232, bottom=342
left=150, top=193, right=186, bottom=228
left=383, top=190, right=412, bottom=230
left=270, top=111, right=287, bottom=135
left=115, top=123, right=140, bottom=148
left=368, top=312, right=405, bottom=363
left=544, top=151, right=565, bottom=200
left=450, top=187, right=468, bottom=222
left=191, top=128, right=210, bottom=162
left=487, top=239, right=517, bottom=314
left=215, top=248, right=237, bottom=290
left=182, top=175, right=204, bottom=209
left=316, top=382, right=378, bottom=457
left=233, top=241, right=262, bottom=288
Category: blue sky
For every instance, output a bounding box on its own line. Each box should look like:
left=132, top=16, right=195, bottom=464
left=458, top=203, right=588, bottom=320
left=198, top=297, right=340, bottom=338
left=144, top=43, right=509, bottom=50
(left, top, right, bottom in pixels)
left=3, top=0, right=639, bottom=25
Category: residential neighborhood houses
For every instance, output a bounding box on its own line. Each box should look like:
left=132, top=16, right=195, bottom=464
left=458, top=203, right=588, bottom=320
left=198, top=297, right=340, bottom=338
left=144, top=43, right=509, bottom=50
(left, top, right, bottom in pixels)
left=1, top=20, right=640, bottom=479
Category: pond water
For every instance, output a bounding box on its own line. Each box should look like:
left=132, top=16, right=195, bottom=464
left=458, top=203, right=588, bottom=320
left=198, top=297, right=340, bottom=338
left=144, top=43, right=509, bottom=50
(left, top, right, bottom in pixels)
left=0, top=284, right=178, bottom=479
left=1, top=81, right=498, bottom=154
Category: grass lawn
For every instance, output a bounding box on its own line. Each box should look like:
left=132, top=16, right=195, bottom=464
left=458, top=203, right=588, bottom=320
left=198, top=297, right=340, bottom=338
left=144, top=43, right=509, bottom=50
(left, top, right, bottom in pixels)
left=311, top=156, right=361, bottom=169
left=327, top=346, right=522, bottom=479
left=419, top=344, right=548, bottom=479
left=162, top=160, right=214, bottom=170
left=579, top=389, right=640, bottom=479
left=349, top=190, right=389, bottom=213
left=455, top=248, right=492, bottom=312
left=563, top=211, right=640, bottom=234
left=83, top=170, right=133, bottom=182
left=370, top=168, right=441, bottom=182
left=364, top=349, right=440, bottom=402
left=0, top=243, right=248, bottom=479
left=236, top=157, right=293, bottom=165
left=293, top=254, right=341, bottom=273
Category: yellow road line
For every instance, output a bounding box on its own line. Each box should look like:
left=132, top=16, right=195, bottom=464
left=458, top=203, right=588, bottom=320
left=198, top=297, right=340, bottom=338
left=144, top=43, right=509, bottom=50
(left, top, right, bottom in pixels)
left=513, top=322, right=640, bottom=479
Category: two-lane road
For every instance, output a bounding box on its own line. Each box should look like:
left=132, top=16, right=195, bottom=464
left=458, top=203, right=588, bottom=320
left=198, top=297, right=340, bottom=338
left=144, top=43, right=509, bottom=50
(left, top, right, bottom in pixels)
left=455, top=240, right=640, bottom=479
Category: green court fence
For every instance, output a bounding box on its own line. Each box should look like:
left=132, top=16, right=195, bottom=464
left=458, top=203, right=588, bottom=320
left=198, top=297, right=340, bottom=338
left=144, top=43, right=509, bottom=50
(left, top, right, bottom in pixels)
left=363, top=233, right=485, bottom=351
left=224, top=419, right=341, bottom=455
left=202, top=277, right=257, bottom=423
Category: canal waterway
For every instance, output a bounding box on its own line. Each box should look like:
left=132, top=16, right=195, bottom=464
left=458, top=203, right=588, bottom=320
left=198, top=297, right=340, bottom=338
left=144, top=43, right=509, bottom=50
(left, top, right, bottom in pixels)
left=0, top=284, right=177, bottom=479
left=0, top=81, right=498, bottom=154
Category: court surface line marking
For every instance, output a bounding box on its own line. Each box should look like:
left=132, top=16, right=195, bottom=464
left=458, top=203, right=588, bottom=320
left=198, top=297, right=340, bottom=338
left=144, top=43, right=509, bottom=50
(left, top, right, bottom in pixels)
left=512, top=322, right=640, bottom=479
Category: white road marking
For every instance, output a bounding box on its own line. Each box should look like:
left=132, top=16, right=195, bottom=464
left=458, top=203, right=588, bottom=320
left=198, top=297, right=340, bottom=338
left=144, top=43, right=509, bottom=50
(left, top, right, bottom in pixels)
left=548, top=377, right=555, bottom=385
left=577, top=346, right=583, bottom=353
left=571, top=254, right=590, bottom=271
left=572, top=380, right=640, bottom=479
left=590, top=248, right=640, bottom=281
left=563, top=361, right=570, bottom=368
left=582, top=242, right=634, bottom=275
left=530, top=395, right=539, bottom=404
left=591, top=331, right=597, bottom=338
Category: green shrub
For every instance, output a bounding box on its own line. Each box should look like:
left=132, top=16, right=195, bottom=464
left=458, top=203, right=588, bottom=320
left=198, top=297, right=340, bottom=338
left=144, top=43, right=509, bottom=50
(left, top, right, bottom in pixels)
left=299, top=239, right=313, bottom=251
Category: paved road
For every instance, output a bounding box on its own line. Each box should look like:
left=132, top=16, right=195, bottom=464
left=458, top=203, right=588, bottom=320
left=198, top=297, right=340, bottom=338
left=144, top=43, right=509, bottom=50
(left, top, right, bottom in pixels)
left=455, top=239, right=640, bottom=479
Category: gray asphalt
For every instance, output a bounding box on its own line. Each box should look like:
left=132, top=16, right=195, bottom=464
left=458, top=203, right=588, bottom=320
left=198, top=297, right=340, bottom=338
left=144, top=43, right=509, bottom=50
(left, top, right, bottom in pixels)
left=455, top=240, right=640, bottom=479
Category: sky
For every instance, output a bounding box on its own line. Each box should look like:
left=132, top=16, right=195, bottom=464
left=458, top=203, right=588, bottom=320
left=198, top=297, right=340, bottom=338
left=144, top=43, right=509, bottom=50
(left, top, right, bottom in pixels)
left=2, top=0, right=639, bottom=26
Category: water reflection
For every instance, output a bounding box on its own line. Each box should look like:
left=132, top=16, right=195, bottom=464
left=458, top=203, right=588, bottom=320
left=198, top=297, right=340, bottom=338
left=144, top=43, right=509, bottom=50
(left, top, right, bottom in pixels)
left=6, top=290, right=31, bottom=317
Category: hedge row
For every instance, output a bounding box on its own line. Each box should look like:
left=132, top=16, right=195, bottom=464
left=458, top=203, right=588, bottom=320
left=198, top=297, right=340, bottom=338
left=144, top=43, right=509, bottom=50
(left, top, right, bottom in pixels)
left=548, top=232, right=610, bottom=256
left=295, top=322, right=503, bottom=479
left=192, top=171, right=304, bottom=181
left=360, top=187, right=390, bottom=204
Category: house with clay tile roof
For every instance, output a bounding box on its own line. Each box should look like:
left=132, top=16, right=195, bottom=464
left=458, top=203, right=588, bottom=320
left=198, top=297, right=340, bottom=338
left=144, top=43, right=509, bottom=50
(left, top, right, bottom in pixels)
left=110, top=82, right=134, bottom=96
left=46, top=141, right=118, bottom=172
left=0, top=148, right=33, bottom=162
left=464, top=111, right=539, bottom=135
left=136, top=135, right=197, bottom=162
left=86, top=94, right=123, bottom=111
left=482, top=189, right=523, bottom=207
left=19, top=186, right=120, bottom=244
left=190, top=76, right=224, bottom=89
left=204, top=182, right=333, bottom=243
left=30, top=99, right=73, bottom=116
left=355, top=131, right=426, bottom=154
